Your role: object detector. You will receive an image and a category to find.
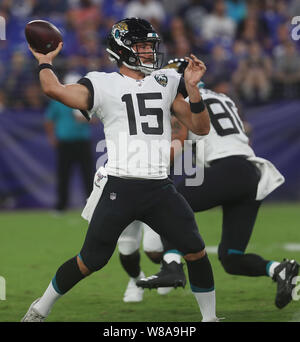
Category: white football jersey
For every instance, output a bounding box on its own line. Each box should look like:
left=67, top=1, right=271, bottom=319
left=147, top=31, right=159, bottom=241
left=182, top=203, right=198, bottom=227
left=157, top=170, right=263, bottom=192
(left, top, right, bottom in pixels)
left=84, top=68, right=181, bottom=179
left=188, top=88, right=255, bottom=165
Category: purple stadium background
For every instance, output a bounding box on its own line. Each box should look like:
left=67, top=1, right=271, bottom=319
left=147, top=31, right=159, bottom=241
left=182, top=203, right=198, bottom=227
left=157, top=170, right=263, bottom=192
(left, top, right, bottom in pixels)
left=0, top=0, right=300, bottom=209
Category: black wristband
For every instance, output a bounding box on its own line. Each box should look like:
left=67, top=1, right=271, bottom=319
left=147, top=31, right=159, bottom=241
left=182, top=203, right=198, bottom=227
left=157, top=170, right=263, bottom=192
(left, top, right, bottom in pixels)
left=38, top=63, right=55, bottom=73
left=189, top=99, right=206, bottom=114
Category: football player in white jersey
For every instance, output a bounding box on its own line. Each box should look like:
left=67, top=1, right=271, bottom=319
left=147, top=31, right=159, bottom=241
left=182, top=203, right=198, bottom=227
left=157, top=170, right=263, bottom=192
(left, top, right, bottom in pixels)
left=136, top=59, right=299, bottom=310
left=22, top=19, right=220, bottom=322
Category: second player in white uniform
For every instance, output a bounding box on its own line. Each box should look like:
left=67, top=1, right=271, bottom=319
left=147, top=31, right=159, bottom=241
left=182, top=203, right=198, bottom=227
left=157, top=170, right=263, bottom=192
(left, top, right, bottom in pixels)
left=122, top=59, right=299, bottom=310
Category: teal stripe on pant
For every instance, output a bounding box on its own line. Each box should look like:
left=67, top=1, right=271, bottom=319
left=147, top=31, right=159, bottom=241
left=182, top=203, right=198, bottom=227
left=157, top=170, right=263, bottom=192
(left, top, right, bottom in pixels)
left=51, top=275, right=63, bottom=295
left=190, top=284, right=215, bottom=293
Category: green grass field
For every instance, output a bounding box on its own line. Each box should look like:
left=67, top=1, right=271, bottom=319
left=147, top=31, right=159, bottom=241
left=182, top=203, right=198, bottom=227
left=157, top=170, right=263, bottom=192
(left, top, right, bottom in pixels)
left=0, top=203, right=300, bottom=322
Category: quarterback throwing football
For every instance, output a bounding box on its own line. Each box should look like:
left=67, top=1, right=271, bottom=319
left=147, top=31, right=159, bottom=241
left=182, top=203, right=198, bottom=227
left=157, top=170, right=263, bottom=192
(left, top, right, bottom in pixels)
left=22, top=18, right=219, bottom=322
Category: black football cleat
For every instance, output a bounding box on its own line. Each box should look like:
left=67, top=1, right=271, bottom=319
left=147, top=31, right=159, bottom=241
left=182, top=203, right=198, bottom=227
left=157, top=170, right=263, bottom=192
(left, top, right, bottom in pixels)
left=272, top=259, right=299, bottom=309
left=136, top=260, right=186, bottom=289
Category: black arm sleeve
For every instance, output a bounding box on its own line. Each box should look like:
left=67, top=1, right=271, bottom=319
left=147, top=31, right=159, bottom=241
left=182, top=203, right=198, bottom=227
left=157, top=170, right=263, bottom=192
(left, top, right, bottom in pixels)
left=77, top=77, right=95, bottom=121
left=177, top=77, right=188, bottom=98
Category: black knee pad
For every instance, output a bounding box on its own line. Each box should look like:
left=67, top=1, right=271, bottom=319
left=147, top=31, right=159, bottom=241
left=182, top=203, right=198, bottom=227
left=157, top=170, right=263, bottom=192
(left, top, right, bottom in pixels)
left=80, top=251, right=110, bottom=272
left=219, top=253, right=242, bottom=275
left=54, top=256, right=86, bottom=294
left=119, top=250, right=141, bottom=278
left=219, top=253, right=269, bottom=276
left=186, top=254, right=214, bottom=290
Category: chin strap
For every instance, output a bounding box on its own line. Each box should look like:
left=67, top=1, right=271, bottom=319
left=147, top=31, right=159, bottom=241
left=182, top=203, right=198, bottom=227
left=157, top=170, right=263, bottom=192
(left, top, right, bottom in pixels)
left=122, top=61, right=154, bottom=75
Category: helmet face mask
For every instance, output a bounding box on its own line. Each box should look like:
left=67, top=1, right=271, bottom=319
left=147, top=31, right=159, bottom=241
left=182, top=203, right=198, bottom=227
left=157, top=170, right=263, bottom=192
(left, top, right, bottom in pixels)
left=107, top=18, right=164, bottom=75
left=163, top=58, right=189, bottom=74
left=163, top=58, right=205, bottom=88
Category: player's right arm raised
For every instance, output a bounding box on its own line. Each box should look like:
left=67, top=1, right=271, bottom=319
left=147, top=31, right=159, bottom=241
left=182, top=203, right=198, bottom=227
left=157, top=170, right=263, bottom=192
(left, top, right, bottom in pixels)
left=171, top=55, right=210, bottom=136
left=28, top=42, right=91, bottom=111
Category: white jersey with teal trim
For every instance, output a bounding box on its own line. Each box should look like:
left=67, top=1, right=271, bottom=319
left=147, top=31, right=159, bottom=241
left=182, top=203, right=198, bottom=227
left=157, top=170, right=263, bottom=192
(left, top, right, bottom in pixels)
left=83, top=68, right=181, bottom=179
left=188, top=88, right=255, bottom=164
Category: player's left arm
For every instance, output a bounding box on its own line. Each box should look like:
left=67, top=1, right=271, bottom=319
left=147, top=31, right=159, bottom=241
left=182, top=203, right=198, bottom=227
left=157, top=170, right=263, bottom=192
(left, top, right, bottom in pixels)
left=171, top=55, right=210, bottom=136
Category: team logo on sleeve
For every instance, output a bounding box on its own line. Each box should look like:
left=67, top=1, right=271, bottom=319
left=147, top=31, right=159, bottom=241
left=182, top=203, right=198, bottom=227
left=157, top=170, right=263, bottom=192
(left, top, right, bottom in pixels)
left=154, top=74, right=168, bottom=87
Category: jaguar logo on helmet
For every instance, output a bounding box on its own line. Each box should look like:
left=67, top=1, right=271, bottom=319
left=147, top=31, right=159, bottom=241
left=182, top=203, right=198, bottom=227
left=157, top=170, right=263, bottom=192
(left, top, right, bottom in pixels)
left=115, top=21, right=128, bottom=32
left=113, top=21, right=129, bottom=41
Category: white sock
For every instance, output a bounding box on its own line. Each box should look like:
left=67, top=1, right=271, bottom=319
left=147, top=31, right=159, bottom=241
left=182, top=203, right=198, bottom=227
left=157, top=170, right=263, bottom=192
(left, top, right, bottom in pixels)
left=163, top=252, right=181, bottom=264
left=193, top=290, right=217, bottom=322
left=267, top=261, right=280, bottom=278
left=134, top=271, right=145, bottom=281
left=33, top=281, right=62, bottom=317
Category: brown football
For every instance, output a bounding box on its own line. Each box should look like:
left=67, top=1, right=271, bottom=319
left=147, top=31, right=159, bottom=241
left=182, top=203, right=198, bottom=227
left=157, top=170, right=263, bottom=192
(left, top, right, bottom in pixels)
left=25, top=20, right=63, bottom=55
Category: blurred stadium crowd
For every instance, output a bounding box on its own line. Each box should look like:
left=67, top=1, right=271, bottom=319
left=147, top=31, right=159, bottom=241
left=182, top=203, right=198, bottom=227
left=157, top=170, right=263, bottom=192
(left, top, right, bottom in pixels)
left=0, top=0, right=300, bottom=112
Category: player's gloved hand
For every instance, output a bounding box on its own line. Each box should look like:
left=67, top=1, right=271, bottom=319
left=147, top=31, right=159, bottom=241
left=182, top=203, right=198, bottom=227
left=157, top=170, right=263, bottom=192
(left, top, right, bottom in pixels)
left=28, top=42, right=63, bottom=65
